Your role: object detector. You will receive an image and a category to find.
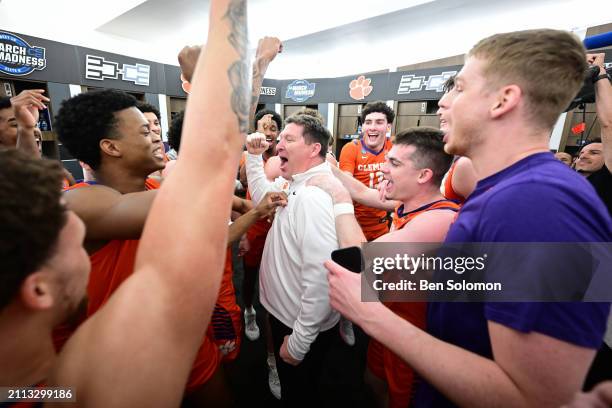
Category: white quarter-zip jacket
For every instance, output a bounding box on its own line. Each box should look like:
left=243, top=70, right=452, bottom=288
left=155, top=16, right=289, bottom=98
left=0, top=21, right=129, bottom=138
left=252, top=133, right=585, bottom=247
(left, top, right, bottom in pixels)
left=246, top=153, right=340, bottom=360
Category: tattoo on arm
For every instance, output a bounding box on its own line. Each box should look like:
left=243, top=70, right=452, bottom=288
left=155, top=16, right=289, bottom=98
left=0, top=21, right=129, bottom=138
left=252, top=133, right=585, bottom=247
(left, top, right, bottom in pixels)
left=224, top=0, right=249, bottom=134
left=250, top=58, right=269, bottom=122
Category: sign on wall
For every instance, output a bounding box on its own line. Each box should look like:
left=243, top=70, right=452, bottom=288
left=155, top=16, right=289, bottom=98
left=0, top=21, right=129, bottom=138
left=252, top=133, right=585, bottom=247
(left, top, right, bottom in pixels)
left=349, top=75, right=373, bottom=100
left=397, top=71, right=457, bottom=94
left=0, top=32, right=46, bottom=76
left=260, top=86, right=277, bottom=96
left=286, top=79, right=316, bottom=102
left=85, top=54, right=150, bottom=86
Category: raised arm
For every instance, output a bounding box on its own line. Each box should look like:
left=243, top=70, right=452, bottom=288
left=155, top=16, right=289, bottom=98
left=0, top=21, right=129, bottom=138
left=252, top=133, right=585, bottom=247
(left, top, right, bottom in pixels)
left=249, top=37, right=282, bottom=123
left=589, top=53, right=612, bottom=171
left=50, top=1, right=250, bottom=406
left=11, top=90, right=48, bottom=158
left=179, top=36, right=281, bottom=127
left=64, top=186, right=157, bottom=242
left=245, top=132, right=279, bottom=203
left=330, top=165, right=398, bottom=211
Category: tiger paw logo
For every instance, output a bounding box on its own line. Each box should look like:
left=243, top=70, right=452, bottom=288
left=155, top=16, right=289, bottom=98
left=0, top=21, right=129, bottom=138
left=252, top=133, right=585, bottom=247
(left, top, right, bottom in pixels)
left=349, top=75, right=373, bottom=100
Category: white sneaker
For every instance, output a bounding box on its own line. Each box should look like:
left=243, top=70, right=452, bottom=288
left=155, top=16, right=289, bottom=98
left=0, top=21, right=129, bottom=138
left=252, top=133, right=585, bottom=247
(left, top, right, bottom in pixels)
left=244, top=307, right=260, bottom=341
left=268, top=359, right=281, bottom=399
left=339, top=318, right=355, bottom=346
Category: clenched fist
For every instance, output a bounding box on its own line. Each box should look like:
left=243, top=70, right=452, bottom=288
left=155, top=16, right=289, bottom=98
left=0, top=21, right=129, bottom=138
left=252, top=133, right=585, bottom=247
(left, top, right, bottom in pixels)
left=246, top=132, right=270, bottom=155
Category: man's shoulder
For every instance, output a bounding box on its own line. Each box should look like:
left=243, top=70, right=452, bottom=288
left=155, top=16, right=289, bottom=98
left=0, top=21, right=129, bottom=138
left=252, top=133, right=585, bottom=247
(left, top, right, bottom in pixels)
left=478, top=157, right=594, bottom=205
left=384, top=138, right=393, bottom=150
left=299, top=184, right=334, bottom=201
left=64, top=182, right=120, bottom=198
left=588, top=164, right=612, bottom=187
left=339, top=140, right=359, bottom=157
left=293, top=185, right=333, bottom=214
left=471, top=165, right=611, bottom=241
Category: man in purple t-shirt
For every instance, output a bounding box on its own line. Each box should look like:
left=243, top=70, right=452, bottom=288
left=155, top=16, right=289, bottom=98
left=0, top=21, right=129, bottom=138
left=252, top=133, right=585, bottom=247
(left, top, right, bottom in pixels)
left=324, top=29, right=611, bottom=407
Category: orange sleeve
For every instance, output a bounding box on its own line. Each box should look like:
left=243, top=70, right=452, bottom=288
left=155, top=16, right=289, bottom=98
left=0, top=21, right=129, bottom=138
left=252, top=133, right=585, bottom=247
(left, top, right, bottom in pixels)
left=239, top=151, right=247, bottom=168
left=339, top=141, right=357, bottom=173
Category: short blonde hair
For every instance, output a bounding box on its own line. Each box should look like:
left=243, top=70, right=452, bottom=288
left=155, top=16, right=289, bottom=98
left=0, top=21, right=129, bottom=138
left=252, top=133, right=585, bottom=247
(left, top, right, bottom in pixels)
left=469, top=29, right=586, bottom=129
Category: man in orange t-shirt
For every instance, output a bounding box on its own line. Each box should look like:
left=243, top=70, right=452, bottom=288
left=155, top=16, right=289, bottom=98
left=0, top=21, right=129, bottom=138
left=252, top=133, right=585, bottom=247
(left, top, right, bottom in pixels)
left=339, top=101, right=395, bottom=241
left=53, top=89, right=230, bottom=406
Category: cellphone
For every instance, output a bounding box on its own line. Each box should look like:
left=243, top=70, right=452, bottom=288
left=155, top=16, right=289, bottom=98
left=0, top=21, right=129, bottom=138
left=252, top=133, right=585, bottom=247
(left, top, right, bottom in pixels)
left=331, top=246, right=363, bottom=273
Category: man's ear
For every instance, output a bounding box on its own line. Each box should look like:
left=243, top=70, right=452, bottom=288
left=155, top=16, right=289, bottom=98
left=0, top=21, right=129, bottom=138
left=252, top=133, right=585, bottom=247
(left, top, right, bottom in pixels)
left=311, top=142, right=322, bottom=158
left=100, top=138, right=122, bottom=159
left=417, top=168, right=434, bottom=185
left=20, top=272, right=54, bottom=310
left=491, top=84, right=522, bottom=119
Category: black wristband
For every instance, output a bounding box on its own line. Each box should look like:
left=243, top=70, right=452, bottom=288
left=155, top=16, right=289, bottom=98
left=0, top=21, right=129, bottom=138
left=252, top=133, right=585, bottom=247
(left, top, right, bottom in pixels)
left=594, top=73, right=611, bottom=83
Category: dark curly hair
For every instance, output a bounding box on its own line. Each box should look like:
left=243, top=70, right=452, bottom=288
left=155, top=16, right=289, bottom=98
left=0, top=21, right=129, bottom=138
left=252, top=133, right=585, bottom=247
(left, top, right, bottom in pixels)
left=136, top=102, right=161, bottom=121
left=0, top=96, right=11, bottom=110
left=54, top=89, right=138, bottom=170
left=167, top=111, right=184, bottom=153
left=0, top=150, right=66, bottom=310
left=254, top=109, right=282, bottom=131
left=361, top=101, right=395, bottom=124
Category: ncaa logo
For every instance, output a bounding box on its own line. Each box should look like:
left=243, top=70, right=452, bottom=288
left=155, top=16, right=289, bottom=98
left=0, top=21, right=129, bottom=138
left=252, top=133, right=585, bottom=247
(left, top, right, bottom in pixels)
left=286, top=79, right=316, bottom=103
left=0, top=32, right=46, bottom=76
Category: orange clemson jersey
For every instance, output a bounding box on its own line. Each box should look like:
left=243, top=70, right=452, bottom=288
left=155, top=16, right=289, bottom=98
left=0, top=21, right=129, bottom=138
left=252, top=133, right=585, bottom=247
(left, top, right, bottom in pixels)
left=368, top=198, right=460, bottom=408
left=55, top=178, right=221, bottom=392
left=339, top=138, right=393, bottom=241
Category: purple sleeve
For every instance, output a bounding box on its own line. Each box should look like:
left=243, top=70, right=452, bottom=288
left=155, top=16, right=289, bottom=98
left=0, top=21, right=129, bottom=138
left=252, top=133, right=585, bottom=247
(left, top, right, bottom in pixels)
left=478, top=182, right=611, bottom=348
left=485, top=302, right=610, bottom=348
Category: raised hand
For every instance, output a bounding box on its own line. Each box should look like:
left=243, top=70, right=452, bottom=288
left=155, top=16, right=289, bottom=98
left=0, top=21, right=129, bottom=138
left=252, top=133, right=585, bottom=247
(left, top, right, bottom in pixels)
left=255, top=36, right=283, bottom=64
left=256, top=113, right=275, bottom=133
left=11, top=89, right=48, bottom=129
left=586, top=52, right=606, bottom=74
left=377, top=179, right=389, bottom=202
left=246, top=132, right=270, bottom=155
left=178, top=45, right=202, bottom=83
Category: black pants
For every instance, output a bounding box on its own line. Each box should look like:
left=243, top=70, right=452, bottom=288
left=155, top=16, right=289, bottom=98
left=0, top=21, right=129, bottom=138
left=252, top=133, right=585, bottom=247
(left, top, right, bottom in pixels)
left=584, top=342, right=612, bottom=391
left=268, top=312, right=337, bottom=408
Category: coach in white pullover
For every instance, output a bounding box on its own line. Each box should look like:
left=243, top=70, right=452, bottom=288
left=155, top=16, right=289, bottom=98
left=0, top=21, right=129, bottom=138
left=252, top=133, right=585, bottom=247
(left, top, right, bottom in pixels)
left=246, top=113, right=340, bottom=406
